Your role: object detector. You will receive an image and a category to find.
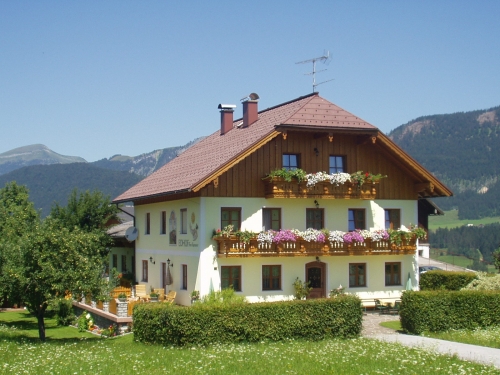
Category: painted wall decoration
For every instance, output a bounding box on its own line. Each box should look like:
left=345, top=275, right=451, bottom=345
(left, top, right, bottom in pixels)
left=190, top=212, right=198, bottom=242
left=169, top=210, right=177, bottom=245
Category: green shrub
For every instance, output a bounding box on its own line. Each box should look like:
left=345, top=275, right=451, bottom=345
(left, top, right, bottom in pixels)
left=47, top=298, right=75, bottom=326
left=198, top=287, right=246, bottom=306
left=462, top=272, right=500, bottom=291
left=400, top=290, right=500, bottom=334
left=419, top=270, right=477, bottom=291
left=133, top=296, right=362, bottom=346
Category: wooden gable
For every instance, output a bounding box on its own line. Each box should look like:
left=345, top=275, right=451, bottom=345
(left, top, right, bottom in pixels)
left=199, top=130, right=423, bottom=200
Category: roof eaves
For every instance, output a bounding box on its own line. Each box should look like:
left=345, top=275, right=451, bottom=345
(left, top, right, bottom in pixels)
left=113, top=188, right=191, bottom=204
left=377, top=132, right=453, bottom=197
left=191, top=130, right=280, bottom=192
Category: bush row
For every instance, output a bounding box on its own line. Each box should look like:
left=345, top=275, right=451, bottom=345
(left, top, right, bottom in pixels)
left=419, top=270, right=477, bottom=291
left=133, top=295, right=362, bottom=346
left=400, top=290, right=500, bottom=334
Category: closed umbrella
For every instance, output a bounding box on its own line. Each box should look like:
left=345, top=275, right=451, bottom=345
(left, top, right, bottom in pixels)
left=405, top=272, right=413, bottom=291
left=165, top=265, right=173, bottom=286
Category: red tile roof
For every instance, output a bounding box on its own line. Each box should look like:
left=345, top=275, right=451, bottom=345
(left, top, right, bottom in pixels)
left=113, top=93, right=378, bottom=203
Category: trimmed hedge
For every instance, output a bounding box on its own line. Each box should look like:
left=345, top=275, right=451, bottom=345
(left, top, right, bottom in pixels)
left=419, top=270, right=477, bottom=291
left=400, top=290, right=500, bottom=334
left=133, top=295, right=362, bottom=346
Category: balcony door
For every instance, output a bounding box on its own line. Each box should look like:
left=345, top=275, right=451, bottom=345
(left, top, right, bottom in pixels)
left=306, top=261, right=326, bottom=298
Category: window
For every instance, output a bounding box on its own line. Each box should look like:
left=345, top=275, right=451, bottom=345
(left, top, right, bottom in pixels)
left=329, top=155, right=345, bottom=174
left=349, top=263, right=366, bottom=287
left=262, top=265, right=281, bottom=290
left=306, top=208, right=324, bottom=230
left=385, top=209, right=401, bottom=230
left=348, top=209, right=365, bottom=231
left=182, top=264, right=188, bottom=290
left=221, top=207, right=241, bottom=230
left=282, top=153, right=299, bottom=171
left=142, top=260, right=148, bottom=282
left=160, top=211, right=167, bottom=234
left=221, top=266, right=241, bottom=291
left=385, top=262, right=401, bottom=286
left=145, top=213, right=150, bottom=235
left=121, top=255, right=127, bottom=272
left=180, top=209, right=187, bottom=234
left=263, top=208, right=281, bottom=231
left=112, top=254, right=117, bottom=269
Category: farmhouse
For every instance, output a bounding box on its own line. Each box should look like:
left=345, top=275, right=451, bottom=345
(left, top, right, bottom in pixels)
left=113, top=92, right=452, bottom=305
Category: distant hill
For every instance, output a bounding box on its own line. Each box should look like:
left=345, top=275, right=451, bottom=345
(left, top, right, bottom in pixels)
left=0, top=163, right=143, bottom=217
left=389, top=105, right=500, bottom=219
left=0, top=144, right=86, bottom=175
left=91, top=137, right=205, bottom=176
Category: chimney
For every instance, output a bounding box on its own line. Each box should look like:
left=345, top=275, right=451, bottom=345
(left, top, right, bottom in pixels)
left=218, top=104, right=236, bottom=135
left=242, top=92, right=259, bottom=127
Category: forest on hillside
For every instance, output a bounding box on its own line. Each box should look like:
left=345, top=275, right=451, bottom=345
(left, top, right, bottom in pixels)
left=0, top=163, right=142, bottom=217
left=430, top=223, right=500, bottom=271
left=389, top=106, right=500, bottom=219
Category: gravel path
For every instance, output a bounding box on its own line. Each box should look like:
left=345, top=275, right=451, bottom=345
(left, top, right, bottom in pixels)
left=362, top=312, right=500, bottom=369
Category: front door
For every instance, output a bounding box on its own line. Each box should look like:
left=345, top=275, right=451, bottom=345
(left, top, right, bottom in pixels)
left=306, top=261, right=326, bottom=298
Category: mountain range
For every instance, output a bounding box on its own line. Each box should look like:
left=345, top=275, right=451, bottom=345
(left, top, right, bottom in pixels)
left=1, top=104, right=499, bottom=220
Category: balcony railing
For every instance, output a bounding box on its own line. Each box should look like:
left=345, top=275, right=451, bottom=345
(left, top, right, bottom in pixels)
left=214, top=236, right=417, bottom=258
left=263, top=178, right=378, bottom=199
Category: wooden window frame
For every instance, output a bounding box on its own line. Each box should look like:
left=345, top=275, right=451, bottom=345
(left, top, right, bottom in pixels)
left=262, top=265, right=282, bottom=291
left=385, top=209, right=401, bottom=230
left=221, top=266, right=241, bottom=291
left=145, top=213, right=151, bottom=235
left=112, top=254, right=118, bottom=269
left=262, top=208, right=281, bottom=231
left=348, top=209, right=366, bottom=231
left=121, top=254, right=127, bottom=272
left=282, top=153, right=300, bottom=171
left=221, top=207, right=242, bottom=230
left=141, top=260, right=148, bottom=282
left=329, top=155, right=346, bottom=174
left=306, top=208, right=324, bottom=230
left=182, top=264, right=188, bottom=290
left=385, top=262, right=401, bottom=286
left=349, top=263, right=366, bottom=287
left=160, top=210, right=167, bottom=235
left=180, top=208, right=187, bottom=234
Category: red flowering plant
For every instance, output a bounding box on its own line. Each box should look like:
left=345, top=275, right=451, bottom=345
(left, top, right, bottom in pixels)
left=350, top=171, right=387, bottom=188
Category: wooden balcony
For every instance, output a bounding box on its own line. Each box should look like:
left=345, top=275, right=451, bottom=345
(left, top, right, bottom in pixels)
left=263, top=178, right=378, bottom=199
left=214, top=236, right=416, bottom=258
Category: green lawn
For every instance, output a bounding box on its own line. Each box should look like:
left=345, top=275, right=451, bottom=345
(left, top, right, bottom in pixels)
left=429, top=209, right=500, bottom=230
left=1, top=311, right=499, bottom=374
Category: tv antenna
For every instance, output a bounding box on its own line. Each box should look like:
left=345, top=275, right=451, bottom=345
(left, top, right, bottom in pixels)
left=296, top=50, right=333, bottom=92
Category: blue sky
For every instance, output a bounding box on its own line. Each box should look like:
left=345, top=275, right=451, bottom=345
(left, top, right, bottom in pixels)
left=1, top=1, right=499, bottom=162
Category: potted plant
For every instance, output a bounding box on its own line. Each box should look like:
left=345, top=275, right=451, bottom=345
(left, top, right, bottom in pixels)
left=149, top=291, right=159, bottom=302
left=191, top=290, right=200, bottom=304
left=117, top=293, right=127, bottom=302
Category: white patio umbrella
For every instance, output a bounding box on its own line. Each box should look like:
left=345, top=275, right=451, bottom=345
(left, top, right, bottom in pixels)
left=405, top=272, right=413, bottom=291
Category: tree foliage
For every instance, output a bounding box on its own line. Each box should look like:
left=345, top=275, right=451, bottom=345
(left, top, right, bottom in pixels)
left=50, top=188, right=118, bottom=232
left=0, top=182, right=114, bottom=341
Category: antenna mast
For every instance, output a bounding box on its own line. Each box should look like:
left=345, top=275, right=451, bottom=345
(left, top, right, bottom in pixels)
left=296, top=50, right=333, bottom=92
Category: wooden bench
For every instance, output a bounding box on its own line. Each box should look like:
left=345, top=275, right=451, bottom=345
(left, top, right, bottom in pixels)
left=135, top=284, right=148, bottom=300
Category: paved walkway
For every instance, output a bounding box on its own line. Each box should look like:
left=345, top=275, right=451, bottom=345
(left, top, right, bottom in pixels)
left=362, top=313, right=500, bottom=369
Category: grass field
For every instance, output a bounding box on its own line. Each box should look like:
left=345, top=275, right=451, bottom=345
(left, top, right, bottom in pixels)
left=429, top=209, right=500, bottom=230
left=1, top=311, right=499, bottom=374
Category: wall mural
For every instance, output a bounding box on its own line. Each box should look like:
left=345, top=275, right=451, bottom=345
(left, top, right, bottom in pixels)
left=169, top=210, right=177, bottom=245
left=190, top=212, right=198, bottom=242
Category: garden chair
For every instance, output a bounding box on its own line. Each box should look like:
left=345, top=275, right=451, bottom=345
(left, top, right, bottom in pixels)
left=374, top=299, right=389, bottom=315
left=165, top=291, right=176, bottom=304
left=135, top=284, right=148, bottom=301
left=389, top=300, right=401, bottom=315
left=153, top=288, right=165, bottom=300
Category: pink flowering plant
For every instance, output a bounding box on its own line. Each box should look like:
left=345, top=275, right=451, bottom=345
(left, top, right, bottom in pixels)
left=343, top=231, right=365, bottom=244
left=272, top=229, right=297, bottom=244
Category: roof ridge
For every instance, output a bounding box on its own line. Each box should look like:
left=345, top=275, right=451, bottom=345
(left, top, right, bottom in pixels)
left=232, top=92, right=318, bottom=122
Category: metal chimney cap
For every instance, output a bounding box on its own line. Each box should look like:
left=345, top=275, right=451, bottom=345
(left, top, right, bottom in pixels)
left=218, top=104, right=236, bottom=109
